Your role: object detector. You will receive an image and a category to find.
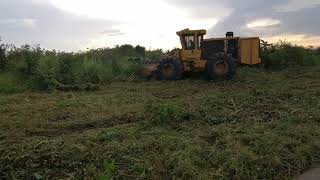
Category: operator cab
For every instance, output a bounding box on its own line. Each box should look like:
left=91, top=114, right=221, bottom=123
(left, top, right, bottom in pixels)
left=176, top=29, right=207, bottom=71
left=176, top=29, right=206, bottom=50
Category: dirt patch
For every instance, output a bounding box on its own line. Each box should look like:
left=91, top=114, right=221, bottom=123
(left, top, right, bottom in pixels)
left=295, top=168, right=320, bottom=180
left=152, top=92, right=179, bottom=99
left=26, top=113, right=145, bottom=137
left=47, top=110, right=74, bottom=122
left=25, top=129, right=61, bottom=137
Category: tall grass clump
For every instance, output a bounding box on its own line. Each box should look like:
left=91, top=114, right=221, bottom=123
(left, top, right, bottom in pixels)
left=145, top=101, right=189, bottom=125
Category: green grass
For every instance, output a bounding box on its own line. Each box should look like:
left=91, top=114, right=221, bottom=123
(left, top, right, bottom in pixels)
left=0, top=72, right=27, bottom=94
left=0, top=65, right=320, bottom=179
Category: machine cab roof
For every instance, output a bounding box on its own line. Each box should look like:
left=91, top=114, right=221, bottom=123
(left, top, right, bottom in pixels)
left=176, top=29, right=206, bottom=36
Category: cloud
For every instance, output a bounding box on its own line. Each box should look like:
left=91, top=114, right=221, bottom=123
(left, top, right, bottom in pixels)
left=99, top=29, right=125, bottom=36
left=49, top=0, right=219, bottom=49
left=202, top=1, right=320, bottom=43
left=0, top=0, right=118, bottom=51
left=264, top=34, right=320, bottom=47
left=274, top=0, right=320, bottom=12
left=0, top=18, right=37, bottom=28
left=0, top=0, right=320, bottom=50
left=163, top=0, right=233, bottom=20
left=165, top=0, right=320, bottom=47
left=247, top=19, right=280, bottom=29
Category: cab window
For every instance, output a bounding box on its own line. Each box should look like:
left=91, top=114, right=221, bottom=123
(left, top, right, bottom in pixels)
left=183, top=35, right=195, bottom=50
left=198, top=35, right=203, bottom=49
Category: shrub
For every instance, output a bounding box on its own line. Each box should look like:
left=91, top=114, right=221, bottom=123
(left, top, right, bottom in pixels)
left=0, top=42, right=7, bottom=70
left=0, top=72, right=27, bottom=94
left=77, top=58, right=113, bottom=84
left=315, top=47, right=320, bottom=55
left=0, top=43, right=155, bottom=92
left=261, top=41, right=319, bottom=69
left=302, top=55, right=320, bottom=66
left=145, top=49, right=164, bottom=61
left=56, top=53, right=77, bottom=84
left=122, top=64, right=141, bottom=76
left=111, top=58, right=123, bottom=76
left=135, top=45, right=146, bottom=56
left=119, top=44, right=134, bottom=55
left=6, top=45, right=42, bottom=76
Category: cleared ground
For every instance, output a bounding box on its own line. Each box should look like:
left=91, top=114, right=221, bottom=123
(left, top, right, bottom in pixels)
left=0, top=66, right=320, bottom=179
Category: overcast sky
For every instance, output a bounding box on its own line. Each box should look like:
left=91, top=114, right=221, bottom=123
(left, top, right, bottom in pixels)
left=1, top=0, right=320, bottom=51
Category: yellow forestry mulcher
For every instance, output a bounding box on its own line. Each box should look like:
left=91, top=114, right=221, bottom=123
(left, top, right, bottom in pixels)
left=139, top=29, right=261, bottom=80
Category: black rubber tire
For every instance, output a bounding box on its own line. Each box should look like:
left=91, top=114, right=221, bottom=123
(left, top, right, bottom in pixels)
left=206, top=52, right=236, bottom=80
left=158, top=58, right=183, bottom=80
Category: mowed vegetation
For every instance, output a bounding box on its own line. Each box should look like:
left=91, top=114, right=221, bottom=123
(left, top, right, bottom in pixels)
left=0, top=41, right=320, bottom=179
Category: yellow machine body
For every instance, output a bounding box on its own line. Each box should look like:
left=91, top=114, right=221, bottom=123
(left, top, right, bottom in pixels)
left=172, top=29, right=261, bottom=72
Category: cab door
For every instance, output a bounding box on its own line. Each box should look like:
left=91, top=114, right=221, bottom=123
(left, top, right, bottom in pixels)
left=180, top=35, right=202, bottom=62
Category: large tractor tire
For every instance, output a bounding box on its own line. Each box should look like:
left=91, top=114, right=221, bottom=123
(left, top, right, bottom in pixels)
left=158, top=58, right=183, bottom=80
left=206, top=53, right=236, bottom=80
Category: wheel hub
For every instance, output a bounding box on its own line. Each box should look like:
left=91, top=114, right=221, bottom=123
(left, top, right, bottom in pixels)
left=214, top=61, right=229, bottom=75
left=162, top=64, right=176, bottom=77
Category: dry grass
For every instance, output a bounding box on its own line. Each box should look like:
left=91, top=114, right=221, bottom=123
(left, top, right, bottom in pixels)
left=0, top=66, right=320, bottom=179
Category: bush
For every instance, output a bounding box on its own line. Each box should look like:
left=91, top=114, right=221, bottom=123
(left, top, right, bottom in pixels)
left=0, top=43, right=152, bottom=91
left=122, top=64, right=141, bottom=76
left=76, top=58, right=113, bottom=84
left=261, top=41, right=320, bottom=69
left=56, top=53, right=77, bottom=84
left=302, top=55, right=320, bottom=66
left=117, top=44, right=135, bottom=56
left=145, top=49, right=164, bottom=61
left=315, top=47, right=320, bottom=55
left=111, top=58, right=123, bottom=76
left=135, top=45, right=146, bottom=56
left=0, top=72, right=27, bottom=94
left=5, top=45, right=41, bottom=76
left=0, top=42, right=7, bottom=70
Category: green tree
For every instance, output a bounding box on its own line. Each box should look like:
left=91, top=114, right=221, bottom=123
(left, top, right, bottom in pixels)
left=0, top=37, right=7, bottom=70
left=118, top=44, right=134, bottom=56
left=135, top=45, right=146, bottom=56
